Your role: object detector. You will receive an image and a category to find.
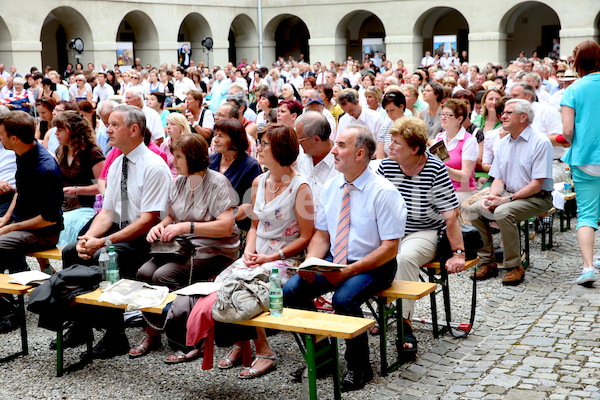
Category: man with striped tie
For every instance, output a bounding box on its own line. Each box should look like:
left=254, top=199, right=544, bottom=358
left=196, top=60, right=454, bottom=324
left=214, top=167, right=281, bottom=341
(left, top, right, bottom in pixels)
left=284, top=125, right=407, bottom=391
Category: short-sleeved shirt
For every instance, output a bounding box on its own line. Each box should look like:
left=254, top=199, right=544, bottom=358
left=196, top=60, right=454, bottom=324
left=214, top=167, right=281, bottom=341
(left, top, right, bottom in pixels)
left=530, top=102, right=564, bottom=159
left=58, top=144, right=105, bottom=209
left=142, top=105, right=165, bottom=142
left=337, top=107, right=383, bottom=141
left=377, top=153, right=459, bottom=234
left=317, top=167, right=406, bottom=261
left=14, top=142, right=63, bottom=233
left=296, top=151, right=339, bottom=207
left=490, top=125, right=554, bottom=193
left=103, top=142, right=172, bottom=224
left=169, top=171, right=240, bottom=260
left=208, top=152, right=262, bottom=206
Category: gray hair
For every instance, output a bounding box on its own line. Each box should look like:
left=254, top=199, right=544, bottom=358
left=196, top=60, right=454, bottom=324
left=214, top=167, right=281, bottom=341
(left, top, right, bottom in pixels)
left=506, top=99, right=534, bottom=124
left=219, top=102, right=239, bottom=119
left=512, top=82, right=537, bottom=102
left=347, top=124, right=375, bottom=163
left=96, top=100, right=117, bottom=117
left=384, top=76, right=399, bottom=86
left=226, top=92, right=248, bottom=110
left=295, top=111, right=331, bottom=141
left=113, top=104, right=146, bottom=134
left=12, top=77, right=24, bottom=85
left=0, top=105, right=9, bottom=116
left=523, top=72, right=541, bottom=87
left=126, top=85, right=145, bottom=101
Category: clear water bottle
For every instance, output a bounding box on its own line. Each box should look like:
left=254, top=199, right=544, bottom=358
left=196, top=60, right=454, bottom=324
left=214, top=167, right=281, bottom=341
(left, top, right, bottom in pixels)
left=528, top=218, right=536, bottom=241
left=93, top=194, right=103, bottom=214
left=98, top=248, right=110, bottom=289
left=564, top=167, right=573, bottom=194
left=106, top=246, right=120, bottom=284
left=269, top=267, right=283, bottom=317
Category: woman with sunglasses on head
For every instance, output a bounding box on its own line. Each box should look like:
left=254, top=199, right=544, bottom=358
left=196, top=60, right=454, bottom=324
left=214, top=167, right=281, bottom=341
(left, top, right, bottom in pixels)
left=69, top=74, right=92, bottom=103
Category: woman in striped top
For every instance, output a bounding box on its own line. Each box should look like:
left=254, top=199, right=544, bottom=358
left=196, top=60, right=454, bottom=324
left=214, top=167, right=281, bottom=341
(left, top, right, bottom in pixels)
left=377, top=116, right=466, bottom=353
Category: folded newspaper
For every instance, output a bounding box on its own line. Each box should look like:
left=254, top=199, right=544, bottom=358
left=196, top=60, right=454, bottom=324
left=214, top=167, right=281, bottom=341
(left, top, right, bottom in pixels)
left=9, top=270, right=51, bottom=286
left=293, top=257, right=346, bottom=274
left=98, top=279, right=169, bottom=311
left=173, top=281, right=222, bottom=296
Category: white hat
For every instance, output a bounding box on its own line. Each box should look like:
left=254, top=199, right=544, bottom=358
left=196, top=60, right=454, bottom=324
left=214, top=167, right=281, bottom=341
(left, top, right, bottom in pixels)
left=558, top=69, right=577, bottom=82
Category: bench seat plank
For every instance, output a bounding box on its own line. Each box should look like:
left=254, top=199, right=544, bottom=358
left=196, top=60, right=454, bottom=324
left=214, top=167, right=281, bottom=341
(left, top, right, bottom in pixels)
left=376, top=280, right=436, bottom=300
left=0, top=274, right=33, bottom=295
left=27, top=248, right=63, bottom=260
left=74, top=289, right=176, bottom=314
left=236, top=308, right=374, bottom=340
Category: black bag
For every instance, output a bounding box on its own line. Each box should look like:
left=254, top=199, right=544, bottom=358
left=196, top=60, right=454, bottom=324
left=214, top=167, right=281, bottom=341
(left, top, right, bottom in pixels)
left=149, top=236, right=195, bottom=262
left=436, top=224, right=483, bottom=261
left=0, top=296, right=20, bottom=333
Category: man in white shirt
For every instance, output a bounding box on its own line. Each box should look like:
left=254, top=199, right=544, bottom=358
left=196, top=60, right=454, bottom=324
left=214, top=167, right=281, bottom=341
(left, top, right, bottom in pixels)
left=92, top=72, right=115, bottom=108
left=294, top=112, right=339, bottom=207
left=173, top=66, right=196, bottom=105
left=288, top=68, right=304, bottom=89
left=124, top=86, right=165, bottom=145
left=302, top=89, right=337, bottom=138
left=336, top=89, right=383, bottom=141
left=523, top=73, right=553, bottom=105
left=420, top=51, right=435, bottom=68
left=0, top=64, right=10, bottom=80
left=510, top=82, right=567, bottom=182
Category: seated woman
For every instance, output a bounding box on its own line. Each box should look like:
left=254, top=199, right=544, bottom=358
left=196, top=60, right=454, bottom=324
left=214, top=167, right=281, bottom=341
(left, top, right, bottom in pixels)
left=276, top=99, right=303, bottom=127
left=254, top=91, right=278, bottom=131
left=53, top=111, right=105, bottom=246
left=129, top=133, right=240, bottom=358
left=434, top=99, right=478, bottom=207
left=375, top=91, right=407, bottom=159
left=160, top=112, right=192, bottom=177
left=171, top=123, right=314, bottom=376
left=34, top=98, right=56, bottom=143
left=377, top=116, right=465, bottom=353
left=209, top=119, right=262, bottom=230
left=472, top=88, right=505, bottom=133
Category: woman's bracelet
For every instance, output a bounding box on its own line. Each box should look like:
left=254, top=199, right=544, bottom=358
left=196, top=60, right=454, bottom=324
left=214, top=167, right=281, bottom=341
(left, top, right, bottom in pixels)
left=278, top=249, right=285, bottom=260
left=75, top=186, right=78, bottom=196
left=190, top=221, right=195, bottom=234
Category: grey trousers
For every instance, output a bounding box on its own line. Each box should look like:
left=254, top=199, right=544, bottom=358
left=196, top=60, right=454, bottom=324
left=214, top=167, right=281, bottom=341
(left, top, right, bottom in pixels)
left=0, top=228, right=59, bottom=273
left=469, top=191, right=552, bottom=269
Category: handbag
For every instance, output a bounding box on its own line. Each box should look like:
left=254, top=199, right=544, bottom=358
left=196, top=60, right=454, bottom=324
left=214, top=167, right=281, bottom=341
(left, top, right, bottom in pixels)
left=212, top=273, right=270, bottom=323
left=436, top=224, right=483, bottom=261
left=149, top=236, right=195, bottom=261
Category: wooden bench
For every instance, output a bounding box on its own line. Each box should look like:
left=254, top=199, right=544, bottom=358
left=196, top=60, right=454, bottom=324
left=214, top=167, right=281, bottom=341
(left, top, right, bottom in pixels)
left=27, top=248, right=63, bottom=260
left=420, top=258, right=480, bottom=339
left=52, top=289, right=177, bottom=377
left=518, top=208, right=556, bottom=268
left=370, top=280, right=437, bottom=376
left=0, top=274, right=33, bottom=363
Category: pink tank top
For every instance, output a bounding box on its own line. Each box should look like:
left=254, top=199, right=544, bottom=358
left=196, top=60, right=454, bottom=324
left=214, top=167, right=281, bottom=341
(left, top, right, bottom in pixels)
left=436, top=131, right=476, bottom=192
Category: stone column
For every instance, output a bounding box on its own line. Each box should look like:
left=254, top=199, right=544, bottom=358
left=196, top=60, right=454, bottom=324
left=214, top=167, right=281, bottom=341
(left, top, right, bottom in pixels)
left=308, top=37, right=345, bottom=65
left=468, top=31, right=507, bottom=67
left=560, top=28, right=597, bottom=60
left=384, top=35, right=421, bottom=73
left=11, top=41, right=42, bottom=73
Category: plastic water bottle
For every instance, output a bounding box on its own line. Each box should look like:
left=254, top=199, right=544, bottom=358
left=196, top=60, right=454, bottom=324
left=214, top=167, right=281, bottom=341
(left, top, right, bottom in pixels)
left=106, top=246, right=120, bottom=284
left=269, top=267, right=283, bottom=317
left=564, top=167, right=573, bottom=194
left=528, top=218, right=536, bottom=241
left=98, top=248, right=110, bottom=290
left=93, top=194, right=103, bottom=214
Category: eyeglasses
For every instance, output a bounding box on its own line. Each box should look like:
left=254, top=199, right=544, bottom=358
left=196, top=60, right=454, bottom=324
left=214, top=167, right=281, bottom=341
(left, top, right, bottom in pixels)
left=422, top=88, right=434, bottom=93
left=297, top=137, right=309, bottom=142
left=132, top=76, right=140, bottom=80
left=256, top=140, right=270, bottom=148
left=440, top=113, right=455, bottom=119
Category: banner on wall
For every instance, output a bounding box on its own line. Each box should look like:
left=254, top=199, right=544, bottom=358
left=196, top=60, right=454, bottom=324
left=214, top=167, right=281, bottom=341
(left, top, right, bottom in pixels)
left=117, top=42, right=134, bottom=70
left=362, top=38, right=384, bottom=59
left=178, top=43, right=192, bottom=68
left=433, top=35, right=457, bottom=56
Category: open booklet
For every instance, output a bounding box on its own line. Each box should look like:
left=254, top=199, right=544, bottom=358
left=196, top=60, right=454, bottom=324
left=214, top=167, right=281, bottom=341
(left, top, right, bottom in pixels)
left=428, top=140, right=450, bottom=162
left=292, top=257, right=346, bottom=274
left=9, top=270, right=51, bottom=286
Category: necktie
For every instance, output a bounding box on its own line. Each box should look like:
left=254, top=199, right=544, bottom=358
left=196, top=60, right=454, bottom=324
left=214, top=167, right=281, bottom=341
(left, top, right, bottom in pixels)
left=120, top=157, right=129, bottom=228
left=332, top=183, right=353, bottom=265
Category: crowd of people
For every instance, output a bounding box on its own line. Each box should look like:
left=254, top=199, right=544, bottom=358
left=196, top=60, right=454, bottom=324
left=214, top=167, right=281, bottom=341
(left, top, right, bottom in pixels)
left=0, top=40, right=599, bottom=392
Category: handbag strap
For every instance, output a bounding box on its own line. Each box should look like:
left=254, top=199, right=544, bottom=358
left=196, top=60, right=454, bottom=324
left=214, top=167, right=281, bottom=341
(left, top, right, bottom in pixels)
left=241, top=280, right=270, bottom=312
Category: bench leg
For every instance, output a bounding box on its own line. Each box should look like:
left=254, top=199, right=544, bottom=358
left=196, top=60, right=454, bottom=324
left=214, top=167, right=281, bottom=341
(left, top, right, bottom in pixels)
left=0, top=294, right=28, bottom=363
left=294, top=333, right=341, bottom=400
left=56, top=324, right=94, bottom=377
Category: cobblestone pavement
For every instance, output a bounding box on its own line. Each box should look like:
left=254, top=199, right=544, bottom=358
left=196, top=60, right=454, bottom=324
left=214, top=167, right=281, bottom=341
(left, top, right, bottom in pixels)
left=371, top=225, right=600, bottom=400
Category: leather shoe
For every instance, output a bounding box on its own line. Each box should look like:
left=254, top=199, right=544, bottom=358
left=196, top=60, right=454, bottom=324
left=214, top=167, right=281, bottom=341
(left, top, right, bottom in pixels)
left=341, top=368, right=373, bottom=392
left=470, top=263, right=498, bottom=281
left=502, top=266, right=525, bottom=286
left=290, top=361, right=335, bottom=383
left=80, top=332, right=129, bottom=360
left=49, top=326, right=93, bottom=350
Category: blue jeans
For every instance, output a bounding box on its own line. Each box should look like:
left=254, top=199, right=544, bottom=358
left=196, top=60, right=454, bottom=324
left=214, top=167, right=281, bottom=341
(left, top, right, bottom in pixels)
left=283, top=258, right=396, bottom=370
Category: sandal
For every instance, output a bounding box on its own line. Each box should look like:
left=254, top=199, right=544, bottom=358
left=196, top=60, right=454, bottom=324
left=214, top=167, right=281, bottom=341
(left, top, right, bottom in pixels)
left=401, top=321, right=418, bottom=358
left=238, top=354, right=277, bottom=379
left=218, top=344, right=243, bottom=369
left=128, top=334, right=161, bottom=359
left=164, top=348, right=202, bottom=364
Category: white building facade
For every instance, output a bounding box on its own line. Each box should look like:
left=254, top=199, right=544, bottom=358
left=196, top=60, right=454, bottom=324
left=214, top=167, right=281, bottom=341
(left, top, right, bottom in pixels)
left=1, top=0, right=598, bottom=72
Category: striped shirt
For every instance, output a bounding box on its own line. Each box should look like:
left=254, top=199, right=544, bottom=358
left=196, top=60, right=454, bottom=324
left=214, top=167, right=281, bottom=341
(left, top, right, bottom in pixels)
left=377, top=153, right=459, bottom=234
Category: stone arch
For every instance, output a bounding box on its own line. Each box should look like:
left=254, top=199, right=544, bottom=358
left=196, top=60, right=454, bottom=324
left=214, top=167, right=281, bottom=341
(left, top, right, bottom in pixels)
left=500, top=1, right=561, bottom=61
left=228, top=14, right=258, bottom=66
left=40, top=7, right=94, bottom=71
left=178, top=12, right=213, bottom=68
left=336, top=10, right=386, bottom=62
left=0, top=17, right=13, bottom=66
left=116, top=10, right=159, bottom=68
left=414, top=7, right=469, bottom=60
left=264, top=15, right=310, bottom=62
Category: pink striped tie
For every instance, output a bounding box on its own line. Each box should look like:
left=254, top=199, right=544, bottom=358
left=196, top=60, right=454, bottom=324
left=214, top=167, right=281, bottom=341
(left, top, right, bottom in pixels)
left=332, top=183, right=353, bottom=265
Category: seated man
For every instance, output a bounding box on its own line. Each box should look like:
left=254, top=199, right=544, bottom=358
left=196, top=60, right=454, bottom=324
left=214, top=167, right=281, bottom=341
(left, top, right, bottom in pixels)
left=0, top=111, right=63, bottom=273
left=60, top=105, right=172, bottom=358
left=284, top=125, right=407, bottom=392
left=469, top=99, right=553, bottom=285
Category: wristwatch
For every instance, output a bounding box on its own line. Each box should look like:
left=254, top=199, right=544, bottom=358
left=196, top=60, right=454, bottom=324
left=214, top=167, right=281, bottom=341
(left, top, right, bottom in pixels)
left=508, top=195, right=514, bottom=202
left=104, top=237, right=112, bottom=247
left=453, top=249, right=465, bottom=255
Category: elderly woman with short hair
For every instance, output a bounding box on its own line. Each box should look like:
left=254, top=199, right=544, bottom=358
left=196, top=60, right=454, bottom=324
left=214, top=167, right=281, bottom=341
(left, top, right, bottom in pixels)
left=377, top=116, right=465, bottom=355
